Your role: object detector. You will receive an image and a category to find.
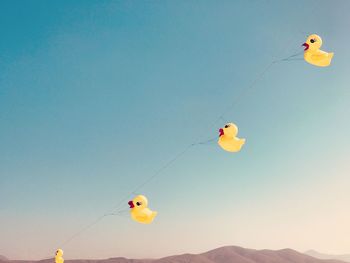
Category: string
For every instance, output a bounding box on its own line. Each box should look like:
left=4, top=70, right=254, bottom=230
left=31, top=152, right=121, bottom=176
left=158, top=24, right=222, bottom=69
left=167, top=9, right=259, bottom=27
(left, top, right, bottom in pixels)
left=58, top=210, right=127, bottom=249
left=51, top=37, right=305, bottom=253
left=54, top=138, right=215, bottom=252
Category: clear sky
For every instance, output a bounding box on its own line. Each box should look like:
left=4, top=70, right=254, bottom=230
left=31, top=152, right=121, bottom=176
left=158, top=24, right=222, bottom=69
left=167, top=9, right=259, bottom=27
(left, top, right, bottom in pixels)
left=1, top=0, right=349, bottom=260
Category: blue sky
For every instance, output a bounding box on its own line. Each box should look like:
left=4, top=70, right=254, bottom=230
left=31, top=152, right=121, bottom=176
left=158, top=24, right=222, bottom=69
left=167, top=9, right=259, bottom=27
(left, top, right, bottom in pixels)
left=1, top=0, right=349, bottom=260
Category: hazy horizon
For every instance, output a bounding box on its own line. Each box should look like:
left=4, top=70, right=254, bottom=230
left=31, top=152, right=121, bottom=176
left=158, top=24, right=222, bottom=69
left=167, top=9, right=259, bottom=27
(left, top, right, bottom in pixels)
left=1, top=0, right=349, bottom=260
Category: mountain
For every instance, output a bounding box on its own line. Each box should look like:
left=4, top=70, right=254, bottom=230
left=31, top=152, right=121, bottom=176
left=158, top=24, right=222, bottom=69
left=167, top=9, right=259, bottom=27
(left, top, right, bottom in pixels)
left=0, top=246, right=346, bottom=263
left=305, top=250, right=350, bottom=263
left=0, top=256, right=8, bottom=261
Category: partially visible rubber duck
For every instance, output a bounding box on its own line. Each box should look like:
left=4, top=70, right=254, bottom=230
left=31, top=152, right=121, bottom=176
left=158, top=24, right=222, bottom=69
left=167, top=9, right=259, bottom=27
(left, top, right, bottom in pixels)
left=55, top=249, right=64, bottom=263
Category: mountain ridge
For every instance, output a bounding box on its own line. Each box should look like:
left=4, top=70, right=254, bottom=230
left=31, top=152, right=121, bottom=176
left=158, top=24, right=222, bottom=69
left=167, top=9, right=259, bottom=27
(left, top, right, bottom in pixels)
left=305, top=250, right=350, bottom=263
left=1, top=246, right=346, bottom=263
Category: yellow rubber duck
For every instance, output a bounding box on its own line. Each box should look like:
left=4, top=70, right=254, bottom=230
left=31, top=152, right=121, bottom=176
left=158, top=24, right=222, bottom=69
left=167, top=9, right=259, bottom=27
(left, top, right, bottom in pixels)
left=218, top=123, right=245, bottom=152
left=302, top=34, right=334, bottom=67
left=128, top=195, right=157, bottom=224
left=55, top=249, right=64, bottom=263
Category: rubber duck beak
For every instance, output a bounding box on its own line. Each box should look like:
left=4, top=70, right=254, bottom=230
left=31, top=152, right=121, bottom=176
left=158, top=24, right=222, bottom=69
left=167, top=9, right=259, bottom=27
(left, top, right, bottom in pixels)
left=128, top=201, right=134, bottom=208
left=219, top=128, right=224, bottom=137
left=302, top=43, right=309, bottom=51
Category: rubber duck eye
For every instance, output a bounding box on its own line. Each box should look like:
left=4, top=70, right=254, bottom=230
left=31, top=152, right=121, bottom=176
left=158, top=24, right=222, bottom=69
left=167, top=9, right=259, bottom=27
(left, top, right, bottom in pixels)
left=136, top=202, right=142, bottom=206
left=310, top=39, right=315, bottom=43
left=224, top=125, right=230, bottom=128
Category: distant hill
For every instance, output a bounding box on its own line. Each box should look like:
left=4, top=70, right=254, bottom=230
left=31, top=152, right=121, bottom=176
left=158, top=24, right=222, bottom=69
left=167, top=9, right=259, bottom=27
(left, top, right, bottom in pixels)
left=305, top=250, right=350, bottom=263
left=0, top=246, right=346, bottom=263
left=0, top=256, right=8, bottom=261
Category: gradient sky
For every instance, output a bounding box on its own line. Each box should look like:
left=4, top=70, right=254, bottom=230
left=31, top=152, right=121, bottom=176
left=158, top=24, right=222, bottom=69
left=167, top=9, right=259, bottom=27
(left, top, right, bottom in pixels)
left=1, top=0, right=350, bottom=260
